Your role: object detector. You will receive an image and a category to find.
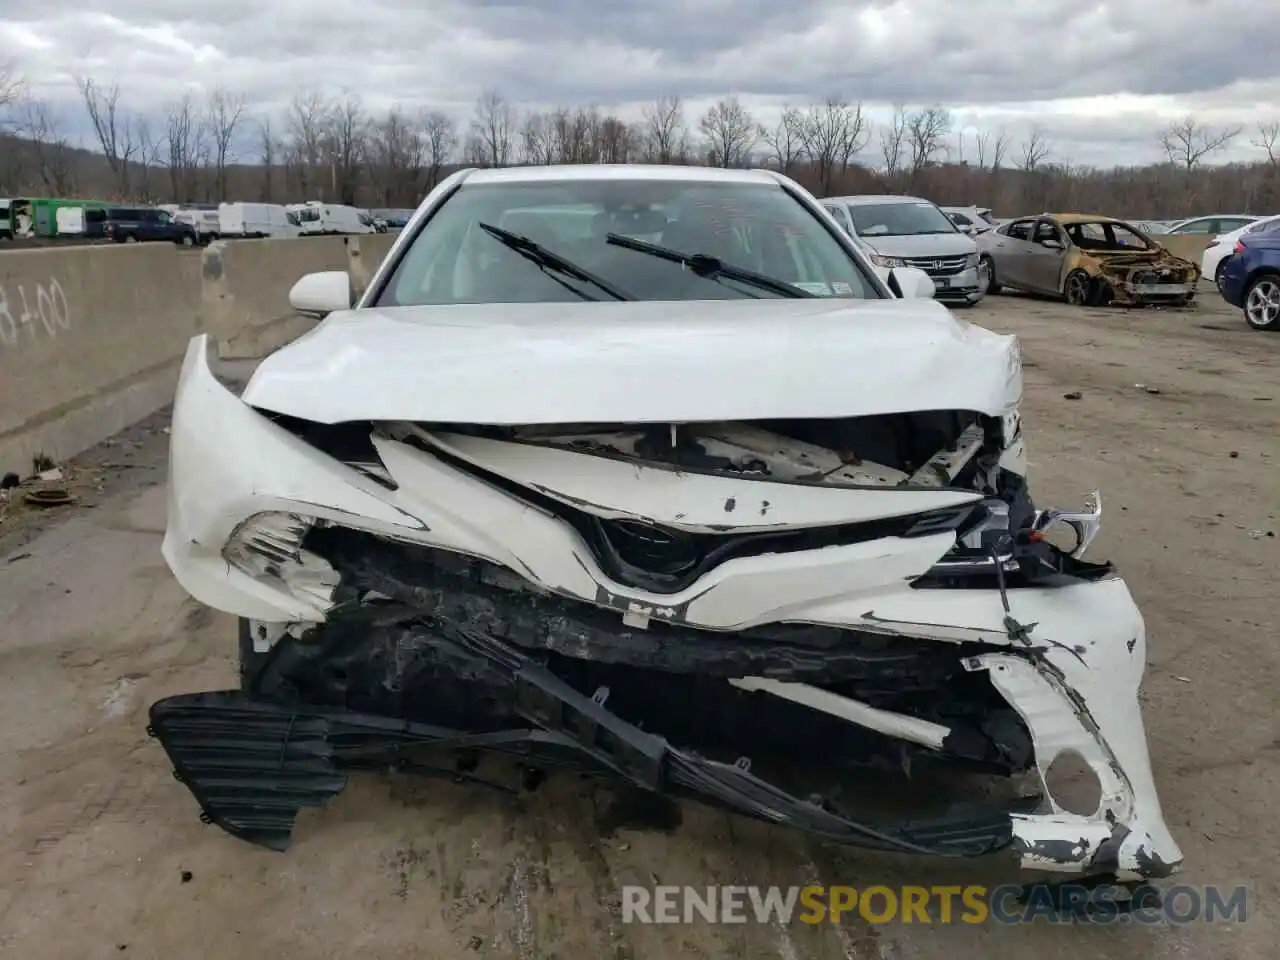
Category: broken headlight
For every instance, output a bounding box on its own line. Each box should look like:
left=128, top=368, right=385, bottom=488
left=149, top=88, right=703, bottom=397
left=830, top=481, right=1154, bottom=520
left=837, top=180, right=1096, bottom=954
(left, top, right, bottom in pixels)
left=223, top=511, right=340, bottom=613
left=925, top=499, right=1019, bottom=576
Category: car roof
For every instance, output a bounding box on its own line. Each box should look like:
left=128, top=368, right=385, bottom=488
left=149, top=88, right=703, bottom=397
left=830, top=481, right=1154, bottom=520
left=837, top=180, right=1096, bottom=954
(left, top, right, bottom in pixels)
left=1167, top=214, right=1259, bottom=229
left=825, top=194, right=932, bottom=206
left=461, top=164, right=786, bottom=186
left=1032, top=213, right=1135, bottom=226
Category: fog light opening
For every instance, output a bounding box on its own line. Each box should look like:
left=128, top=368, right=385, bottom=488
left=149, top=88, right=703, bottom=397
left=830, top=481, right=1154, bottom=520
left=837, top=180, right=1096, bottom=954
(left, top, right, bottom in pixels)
left=1043, top=749, right=1102, bottom=817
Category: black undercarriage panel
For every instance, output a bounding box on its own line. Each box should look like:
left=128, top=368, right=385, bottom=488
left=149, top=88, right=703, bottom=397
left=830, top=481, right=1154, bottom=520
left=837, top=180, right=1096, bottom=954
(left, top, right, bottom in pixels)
left=152, top=528, right=1041, bottom=853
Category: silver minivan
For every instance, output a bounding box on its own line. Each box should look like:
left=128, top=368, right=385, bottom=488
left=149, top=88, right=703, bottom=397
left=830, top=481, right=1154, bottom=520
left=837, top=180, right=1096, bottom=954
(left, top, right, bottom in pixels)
left=822, top=195, right=985, bottom=305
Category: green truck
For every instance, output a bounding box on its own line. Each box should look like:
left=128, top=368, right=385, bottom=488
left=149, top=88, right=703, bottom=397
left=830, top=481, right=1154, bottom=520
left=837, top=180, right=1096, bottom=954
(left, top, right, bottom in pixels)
left=2, top=197, right=116, bottom=239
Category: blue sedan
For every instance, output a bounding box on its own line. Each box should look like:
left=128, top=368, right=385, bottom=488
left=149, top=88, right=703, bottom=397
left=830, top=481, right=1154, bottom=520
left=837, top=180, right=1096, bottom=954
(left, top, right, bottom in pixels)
left=1219, top=220, right=1280, bottom=331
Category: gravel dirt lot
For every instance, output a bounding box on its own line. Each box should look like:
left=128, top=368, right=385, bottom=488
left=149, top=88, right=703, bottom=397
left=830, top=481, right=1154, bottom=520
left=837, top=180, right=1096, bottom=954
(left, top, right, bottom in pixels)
left=1, top=292, right=1276, bottom=960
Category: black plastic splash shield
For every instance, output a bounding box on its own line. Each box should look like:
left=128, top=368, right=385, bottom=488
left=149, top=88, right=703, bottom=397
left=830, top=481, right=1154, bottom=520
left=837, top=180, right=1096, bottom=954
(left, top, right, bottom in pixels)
left=151, top=637, right=1019, bottom=856
left=147, top=694, right=349, bottom=850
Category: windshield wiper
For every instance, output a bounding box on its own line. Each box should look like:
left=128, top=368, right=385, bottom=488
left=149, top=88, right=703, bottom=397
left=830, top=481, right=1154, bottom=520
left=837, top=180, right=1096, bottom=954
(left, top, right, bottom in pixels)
left=478, top=222, right=633, bottom=301
left=605, top=233, right=815, bottom=299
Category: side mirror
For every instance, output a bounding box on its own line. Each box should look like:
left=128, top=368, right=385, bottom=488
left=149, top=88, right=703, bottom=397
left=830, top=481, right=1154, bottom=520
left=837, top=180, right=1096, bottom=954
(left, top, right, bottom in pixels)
left=1040, top=238, right=1064, bottom=250
left=890, top=266, right=936, bottom=299
left=956, top=223, right=973, bottom=234
left=289, top=271, right=353, bottom=317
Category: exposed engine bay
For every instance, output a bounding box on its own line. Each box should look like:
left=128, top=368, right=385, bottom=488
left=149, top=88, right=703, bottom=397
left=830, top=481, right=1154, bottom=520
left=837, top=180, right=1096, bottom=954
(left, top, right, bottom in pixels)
left=151, top=326, right=1183, bottom=894
left=1061, top=222, right=1199, bottom=307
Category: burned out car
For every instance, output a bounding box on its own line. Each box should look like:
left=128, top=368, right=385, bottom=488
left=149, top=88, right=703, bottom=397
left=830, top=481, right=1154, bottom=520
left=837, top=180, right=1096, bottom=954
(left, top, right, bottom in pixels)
left=978, top=213, right=1199, bottom=306
left=151, top=165, right=1182, bottom=890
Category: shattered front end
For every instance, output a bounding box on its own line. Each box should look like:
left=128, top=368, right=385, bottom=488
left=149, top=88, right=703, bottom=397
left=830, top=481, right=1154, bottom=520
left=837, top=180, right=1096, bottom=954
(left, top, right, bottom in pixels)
left=152, top=335, right=1183, bottom=884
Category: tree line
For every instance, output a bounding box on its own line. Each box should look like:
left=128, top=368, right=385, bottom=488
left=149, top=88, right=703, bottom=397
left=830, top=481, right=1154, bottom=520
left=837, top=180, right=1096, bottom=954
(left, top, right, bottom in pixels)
left=2, top=62, right=1278, bottom=217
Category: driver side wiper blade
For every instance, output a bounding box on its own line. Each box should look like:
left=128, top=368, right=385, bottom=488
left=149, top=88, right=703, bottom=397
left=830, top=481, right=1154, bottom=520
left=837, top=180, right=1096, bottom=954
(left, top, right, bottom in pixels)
left=605, top=232, right=815, bottom=299
left=478, top=221, right=633, bottom=301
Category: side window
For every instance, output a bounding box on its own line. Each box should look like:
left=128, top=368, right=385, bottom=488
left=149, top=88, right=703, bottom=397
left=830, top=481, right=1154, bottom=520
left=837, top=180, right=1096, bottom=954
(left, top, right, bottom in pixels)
left=1174, top=218, right=1214, bottom=235
left=1032, top=220, right=1061, bottom=244
left=948, top=212, right=972, bottom=226
left=1218, top=218, right=1251, bottom=232
left=1006, top=220, right=1033, bottom=241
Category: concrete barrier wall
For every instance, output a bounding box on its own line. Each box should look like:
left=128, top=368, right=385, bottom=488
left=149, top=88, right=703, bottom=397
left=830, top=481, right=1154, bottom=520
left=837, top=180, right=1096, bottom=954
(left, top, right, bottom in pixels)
left=0, top=233, right=400, bottom=479
left=205, top=233, right=397, bottom=359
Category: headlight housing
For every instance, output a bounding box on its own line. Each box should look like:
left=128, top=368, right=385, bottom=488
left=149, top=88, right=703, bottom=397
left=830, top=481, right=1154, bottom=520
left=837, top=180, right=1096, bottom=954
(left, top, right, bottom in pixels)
left=870, top=254, right=906, bottom=268
left=223, top=511, right=340, bottom=613
left=966, top=252, right=981, bottom=268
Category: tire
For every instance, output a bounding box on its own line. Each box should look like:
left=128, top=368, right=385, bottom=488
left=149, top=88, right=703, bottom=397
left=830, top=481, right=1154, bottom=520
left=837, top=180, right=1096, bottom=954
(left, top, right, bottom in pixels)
left=1063, top=269, right=1092, bottom=306
left=124, top=234, right=138, bottom=244
left=180, top=234, right=195, bottom=247
left=1242, top=272, right=1280, bottom=331
left=980, top=255, right=1001, bottom=294
left=1214, top=261, right=1227, bottom=293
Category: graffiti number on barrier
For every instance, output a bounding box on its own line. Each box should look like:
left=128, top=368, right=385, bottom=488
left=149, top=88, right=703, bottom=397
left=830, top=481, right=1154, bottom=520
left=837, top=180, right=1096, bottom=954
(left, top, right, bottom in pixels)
left=0, top=279, right=70, bottom=347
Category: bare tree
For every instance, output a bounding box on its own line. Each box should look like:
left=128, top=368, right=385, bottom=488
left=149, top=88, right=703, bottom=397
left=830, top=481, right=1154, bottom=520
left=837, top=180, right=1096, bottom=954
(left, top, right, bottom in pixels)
left=163, top=93, right=207, bottom=201
left=904, top=106, right=952, bottom=177
left=1018, top=124, right=1052, bottom=171
left=130, top=117, right=163, bottom=202
left=761, top=107, right=805, bottom=174
left=880, top=104, right=907, bottom=178
left=976, top=127, right=1010, bottom=171
left=698, top=96, right=757, bottom=168
left=257, top=117, right=277, bottom=200
left=471, top=90, right=516, bottom=167
left=421, top=110, right=458, bottom=189
left=1159, top=116, right=1241, bottom=170
left=323, top=94, right=368, bottom=204
left=520, top=110, right=557, bottom=165
left=799, top=96, right=869, bottom=194
left=366, top=107, right=423, bottom=205
left=76, top=77, right=136, bottom=196
left=285, top=90, right=332, bottom=198
left=640, top=94, right=688, bottom=164
left=598, top=115, right=634, bottom=164
left=0, top=62, right=22, bottom=130
left=206, top=87, right=246, bottom=201
left=21, top=98, right=76, bottom=195
left=1251, top=120, right=1279, bottom=167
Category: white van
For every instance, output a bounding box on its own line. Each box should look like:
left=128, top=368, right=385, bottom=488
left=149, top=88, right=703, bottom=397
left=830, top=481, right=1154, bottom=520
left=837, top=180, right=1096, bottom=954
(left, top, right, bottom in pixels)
left=822, top=195, right=985, bottom=306
left=218, top=202, right=298, bottom=239
left=161, top=204, right=221, bottom=243
left=286, top=201, right=374, bottom=236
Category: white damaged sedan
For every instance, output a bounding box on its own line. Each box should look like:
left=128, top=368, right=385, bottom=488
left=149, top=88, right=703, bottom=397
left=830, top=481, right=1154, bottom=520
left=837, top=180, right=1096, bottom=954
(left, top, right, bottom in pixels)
left=151, top=165, right=1182, bottom=890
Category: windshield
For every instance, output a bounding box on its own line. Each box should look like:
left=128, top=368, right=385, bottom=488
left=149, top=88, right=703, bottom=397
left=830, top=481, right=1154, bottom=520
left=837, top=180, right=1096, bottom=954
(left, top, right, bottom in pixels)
left=375, top=179, right=881, bottom=305
left=848, top=201, right=957, bottom=237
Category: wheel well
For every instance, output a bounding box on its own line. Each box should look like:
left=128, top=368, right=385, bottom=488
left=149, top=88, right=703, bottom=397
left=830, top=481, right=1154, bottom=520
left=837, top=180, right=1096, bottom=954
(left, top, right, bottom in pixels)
left=1246, top=267, right=1280, bottom=290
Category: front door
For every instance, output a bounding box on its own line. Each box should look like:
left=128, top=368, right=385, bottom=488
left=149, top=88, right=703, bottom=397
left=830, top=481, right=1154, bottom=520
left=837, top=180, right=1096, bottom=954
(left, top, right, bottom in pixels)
left=993, top=219, right=1036, bottom=288
left=1024, top=219, right=1068, bottom=293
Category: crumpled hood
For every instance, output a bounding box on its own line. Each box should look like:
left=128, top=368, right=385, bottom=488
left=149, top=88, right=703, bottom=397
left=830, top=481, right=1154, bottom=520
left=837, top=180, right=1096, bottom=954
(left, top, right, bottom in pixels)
left=240, top=298, right=1023, bottom=425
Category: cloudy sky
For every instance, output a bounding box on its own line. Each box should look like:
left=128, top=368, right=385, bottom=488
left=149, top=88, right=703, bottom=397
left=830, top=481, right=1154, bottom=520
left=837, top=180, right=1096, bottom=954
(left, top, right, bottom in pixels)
left=2, top=0, right=1278, bottom=169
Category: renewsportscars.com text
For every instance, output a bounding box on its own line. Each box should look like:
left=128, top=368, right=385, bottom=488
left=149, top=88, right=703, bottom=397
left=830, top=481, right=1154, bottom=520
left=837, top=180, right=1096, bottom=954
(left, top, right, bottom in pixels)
left=621, top=884, right=1248, bottom=926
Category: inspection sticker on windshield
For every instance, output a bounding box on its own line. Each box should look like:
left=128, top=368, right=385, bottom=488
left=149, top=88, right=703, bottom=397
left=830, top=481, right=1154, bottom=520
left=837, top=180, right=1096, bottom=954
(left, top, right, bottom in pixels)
left=831, top=282, right=853, bottom=294
left=793, top=282, right=833, bottom=296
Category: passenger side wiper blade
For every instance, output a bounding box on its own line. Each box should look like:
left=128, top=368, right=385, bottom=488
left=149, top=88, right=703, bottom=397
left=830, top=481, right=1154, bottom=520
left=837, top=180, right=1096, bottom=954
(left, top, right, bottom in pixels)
left=606, top=232, right=814, bottom=298
left=478, top=221, right=633, bottom=301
